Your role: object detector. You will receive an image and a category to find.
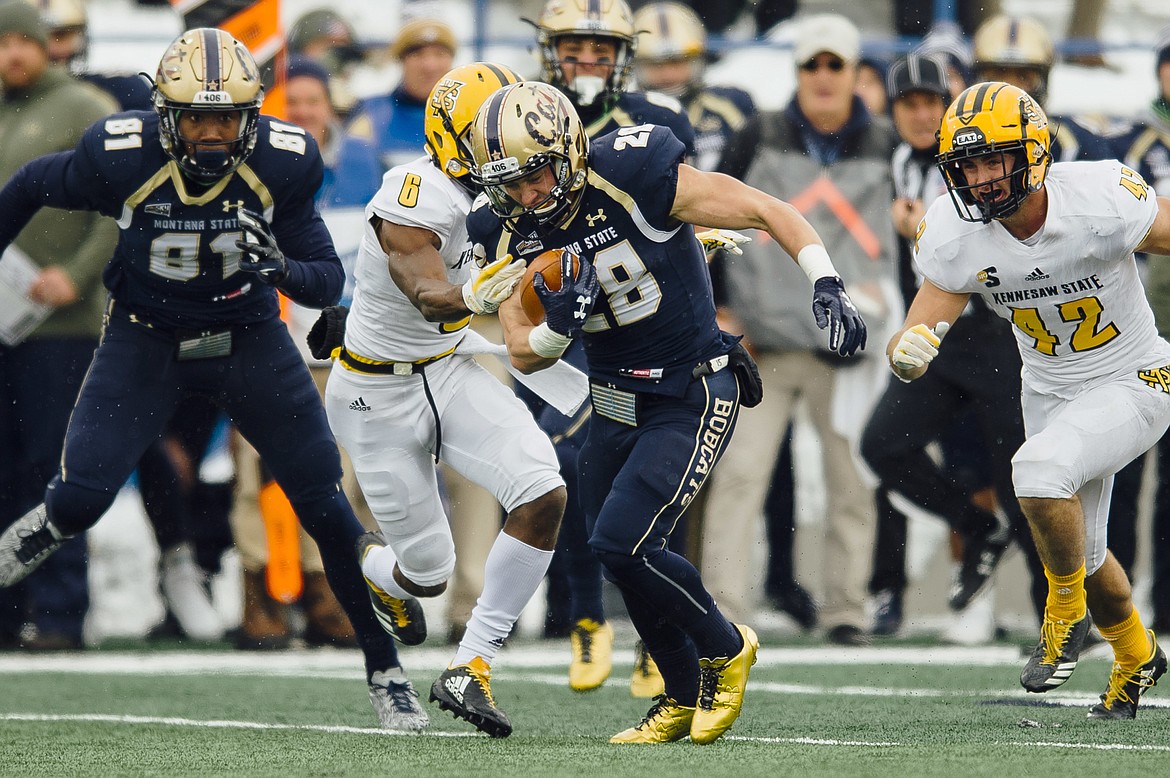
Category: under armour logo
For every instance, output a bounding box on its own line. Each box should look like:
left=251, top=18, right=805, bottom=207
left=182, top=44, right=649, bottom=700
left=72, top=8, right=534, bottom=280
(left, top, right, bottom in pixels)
left=224, top=200, right=245, bottom=212
left=574, top=294, right=592, bottom=322
left=585, top=209, right=606, bottom=227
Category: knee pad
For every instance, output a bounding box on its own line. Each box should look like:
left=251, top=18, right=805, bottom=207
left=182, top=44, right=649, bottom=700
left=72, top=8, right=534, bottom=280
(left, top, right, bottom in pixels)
left=46, top=478, right=117, bottom=536
left=1012, top=435, right=1080, bottom=499
left=395, top=529, right=456, bottom=589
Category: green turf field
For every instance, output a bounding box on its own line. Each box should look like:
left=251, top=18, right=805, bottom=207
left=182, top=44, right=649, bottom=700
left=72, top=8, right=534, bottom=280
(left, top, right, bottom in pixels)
left=1, top=634, right=1167, bottom=777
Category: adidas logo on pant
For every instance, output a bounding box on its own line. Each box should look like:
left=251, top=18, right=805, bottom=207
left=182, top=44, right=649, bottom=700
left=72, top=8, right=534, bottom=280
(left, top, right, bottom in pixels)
left=350, top=397, right=371, bottom=412
left=445, top=674, right=470, bottom=703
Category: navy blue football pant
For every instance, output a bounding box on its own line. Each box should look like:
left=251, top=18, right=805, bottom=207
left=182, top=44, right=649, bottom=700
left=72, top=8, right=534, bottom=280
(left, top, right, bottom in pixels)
left=0, top=338, right=96, bottom=644
left=42, top=311, right=397, bottom=673
left=581, top=368, right=743, bottom=702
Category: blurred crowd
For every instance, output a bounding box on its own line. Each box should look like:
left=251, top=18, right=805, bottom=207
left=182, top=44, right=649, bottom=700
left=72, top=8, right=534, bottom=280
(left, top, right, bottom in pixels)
left=3, top=0, right=1170, bottom=664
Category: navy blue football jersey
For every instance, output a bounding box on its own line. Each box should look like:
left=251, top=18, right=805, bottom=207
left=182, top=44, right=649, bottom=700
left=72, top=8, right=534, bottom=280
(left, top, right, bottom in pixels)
left=0, top=111, right=342, bottom=329
left=468, top=124, right=732, bottom=397
left=583, top=91, right=696, bottom=158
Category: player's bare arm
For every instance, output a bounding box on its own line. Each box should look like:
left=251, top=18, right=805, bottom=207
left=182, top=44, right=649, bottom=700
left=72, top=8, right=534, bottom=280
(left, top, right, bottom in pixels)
left=670, top=163, right=823, bottom=261
left=498, top=291, right=560, bottom=374
left=375, top=216, right=469, bottom=322
left=886, top=280, right=970, bottom=382
left=1135, top=196, right=1170, bottom=256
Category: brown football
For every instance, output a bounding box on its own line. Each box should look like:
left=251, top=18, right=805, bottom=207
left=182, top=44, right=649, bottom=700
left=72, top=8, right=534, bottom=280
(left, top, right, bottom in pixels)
left=519, top=248, right=580, bottom=324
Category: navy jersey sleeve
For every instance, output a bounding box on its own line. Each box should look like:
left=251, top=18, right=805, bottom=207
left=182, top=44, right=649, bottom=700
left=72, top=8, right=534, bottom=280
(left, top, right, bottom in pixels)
left=591, top=124, right=686, bottom=229
left=257, top=121, right=345, bottom=308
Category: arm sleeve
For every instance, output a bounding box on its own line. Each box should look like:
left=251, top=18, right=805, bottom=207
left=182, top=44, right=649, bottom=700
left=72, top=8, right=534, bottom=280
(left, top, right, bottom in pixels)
left=271, top=152, right=346, bottom=308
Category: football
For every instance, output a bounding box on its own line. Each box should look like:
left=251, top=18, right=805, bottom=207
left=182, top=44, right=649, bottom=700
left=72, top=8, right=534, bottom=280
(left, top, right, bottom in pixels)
left=519, top=248, right=580, bottom=324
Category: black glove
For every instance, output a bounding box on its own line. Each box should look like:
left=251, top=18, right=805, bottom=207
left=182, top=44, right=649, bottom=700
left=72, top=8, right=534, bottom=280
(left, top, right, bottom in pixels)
left=534, top=253, right=600, bottom=336
left=235, top=208, right=288, bottom=285
left=728, top=342, right=763, bottom=407
left=307, top=305, right=349, bottom=360
left=812, top=276, right=867, bottom=357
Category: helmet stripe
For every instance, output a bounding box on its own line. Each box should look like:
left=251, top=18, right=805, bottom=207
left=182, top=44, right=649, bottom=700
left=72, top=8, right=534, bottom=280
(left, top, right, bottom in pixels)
left=481, top=62, right=516, bottom=88
left=201, top=28, right=221, bottom=91
left=482, top=86, right=510, bottom=163
left=587, top=0, right=600, bottom=22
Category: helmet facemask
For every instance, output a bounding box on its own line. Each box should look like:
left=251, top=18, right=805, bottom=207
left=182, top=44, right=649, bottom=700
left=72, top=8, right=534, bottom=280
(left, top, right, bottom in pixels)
left=936, top=82, right=1051, bottom=224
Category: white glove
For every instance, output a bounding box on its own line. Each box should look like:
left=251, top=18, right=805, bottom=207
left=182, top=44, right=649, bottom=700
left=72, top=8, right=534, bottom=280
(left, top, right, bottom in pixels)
left=891, top=321, right=951, bottom=371
left=461, top=254, right=526, bottom=315
left=695, top=228, right=752, bottom=257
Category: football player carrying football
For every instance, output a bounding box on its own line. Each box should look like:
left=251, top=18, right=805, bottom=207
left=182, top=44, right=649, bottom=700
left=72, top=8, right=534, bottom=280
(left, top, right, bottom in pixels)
left=323, top=62, right=568, bottom=739
left=0, top=29, right=425, bottom=731
left=466, top=81, right=866, bottom=744
left=524, top=0, right=698, bottom=697
left=893, top=82, right=1170, bottom=719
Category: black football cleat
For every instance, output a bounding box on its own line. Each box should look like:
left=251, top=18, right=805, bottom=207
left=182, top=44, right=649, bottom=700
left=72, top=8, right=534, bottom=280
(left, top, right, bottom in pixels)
left=948, top=528, right=1010, bottom=611
left=1021, top=611, right=1091, bottom=692
left=1087, top=631, right=1167, bottom=720
left=0, top=505, right=64, bottom=588
left=356, top=531, right=427, bottom=646
left=429, top=657, right=513, bottom=738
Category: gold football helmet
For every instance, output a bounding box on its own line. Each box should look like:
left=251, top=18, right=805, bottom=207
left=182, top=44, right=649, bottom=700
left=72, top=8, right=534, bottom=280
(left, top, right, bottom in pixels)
left=468, top=82, right=589, bottom=233
left=531, top=0, right=637, bottom=109
left=973, top=15, right=1054, bottom=104
left=632, top=2, right=706, bottom=98
left=425, top=62, right=523, bottom=182
left=937, top=81, right=1051, bottom=223
left=153, top=28, right=264, bottom=183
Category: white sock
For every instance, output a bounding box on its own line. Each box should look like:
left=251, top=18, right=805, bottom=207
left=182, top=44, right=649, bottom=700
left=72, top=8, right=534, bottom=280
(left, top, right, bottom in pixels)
left=453, top=531, right=554, bottom=666
left=360, top=544, right=414, bottom=601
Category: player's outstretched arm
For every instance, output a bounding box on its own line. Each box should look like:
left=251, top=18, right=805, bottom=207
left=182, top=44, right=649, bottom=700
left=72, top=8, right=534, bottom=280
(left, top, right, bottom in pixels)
left=1136, top=196, right=1170, bottom=256
left=670, top=164, right=867, bottom=355
left=887, top=280, right=970, bottom=382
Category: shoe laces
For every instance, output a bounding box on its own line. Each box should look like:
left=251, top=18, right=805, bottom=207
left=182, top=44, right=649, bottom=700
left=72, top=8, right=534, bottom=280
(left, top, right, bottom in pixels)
left=634, top=642, right=652, bottom=676
left=1102, top=659, right=1158, bottom=708
left=373, top=678, right=421, bottom=714
left=571, top=624, right=594, bottom=663
left=637, top=694, right=674, bottom=729
left=697, top=663, right=722, bottom=711
left=464, top=659, right=498, bottom=706
left=1040, top=615, right=1078, bottom=665
left=371, top=585, right=413, bottom=627
left=15, top=525, right=58, bottom=564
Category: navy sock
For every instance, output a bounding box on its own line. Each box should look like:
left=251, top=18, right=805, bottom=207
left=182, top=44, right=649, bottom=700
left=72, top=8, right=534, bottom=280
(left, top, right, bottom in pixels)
left=294, top=490, right=399, bottom=678
left=596, top=546, right=741, bottom=659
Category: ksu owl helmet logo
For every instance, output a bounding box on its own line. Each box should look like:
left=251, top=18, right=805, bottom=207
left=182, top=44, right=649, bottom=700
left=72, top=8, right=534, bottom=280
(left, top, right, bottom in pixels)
left=431, top=77, right=465, bottom=117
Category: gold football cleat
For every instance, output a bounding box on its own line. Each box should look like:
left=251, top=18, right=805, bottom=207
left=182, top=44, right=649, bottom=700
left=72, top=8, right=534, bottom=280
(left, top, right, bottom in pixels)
left=690, top=624, right=759, bottom=744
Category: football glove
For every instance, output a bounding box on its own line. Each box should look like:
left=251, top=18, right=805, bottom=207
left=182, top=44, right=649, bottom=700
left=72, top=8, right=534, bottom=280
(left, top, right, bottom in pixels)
left=535, top=252, right=599, bottom=337
left=728, top=342, right=764, bottom=407
left=462, top=254, right=526, bottom=315
left=812, top=276, right=867, bottom=357
left=695, top=228, right=752, bottom=257
left=891, top=321, right=951, bottom=371
left=235, top=208, right=287, bottom=285
left=307, top=305, right=349, bottom=360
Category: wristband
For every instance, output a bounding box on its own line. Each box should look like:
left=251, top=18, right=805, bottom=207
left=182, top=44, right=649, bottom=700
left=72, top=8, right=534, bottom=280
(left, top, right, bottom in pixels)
left=528, top=322, right=572, bottom=358
left=797, top=244, right=838, bottom=284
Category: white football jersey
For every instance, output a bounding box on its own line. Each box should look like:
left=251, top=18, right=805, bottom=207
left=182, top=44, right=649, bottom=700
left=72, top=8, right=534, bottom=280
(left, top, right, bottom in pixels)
left=915, top=160, right=1170, bottom=398
left=343, top=155, right=476, bottom=362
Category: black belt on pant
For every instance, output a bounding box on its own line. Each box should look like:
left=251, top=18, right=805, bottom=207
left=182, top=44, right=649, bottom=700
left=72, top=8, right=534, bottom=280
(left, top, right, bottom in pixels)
left=338, top=346, right=451, bottom=462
